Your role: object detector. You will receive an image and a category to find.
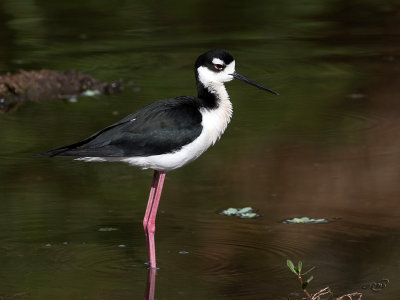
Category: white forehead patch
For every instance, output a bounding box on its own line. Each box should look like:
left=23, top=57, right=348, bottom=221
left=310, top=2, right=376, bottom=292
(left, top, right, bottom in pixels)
left=212, top=58, right=225, bottom=65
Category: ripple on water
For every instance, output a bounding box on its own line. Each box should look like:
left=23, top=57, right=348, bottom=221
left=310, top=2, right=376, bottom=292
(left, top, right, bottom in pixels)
left=319, top=110, right=381, bottom=135
left=276, top=110, right=383, bottom=141
left=174, top=218, right=309, bottom=280
left=235, top=104, right=385, bottom=148
left=43, top=242, right=138, bottom=275
left=161, top=215, right=328, bottom=300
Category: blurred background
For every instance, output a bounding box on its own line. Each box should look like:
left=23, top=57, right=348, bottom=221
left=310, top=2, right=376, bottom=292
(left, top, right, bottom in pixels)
left=0, top=0, right=399, bottom=299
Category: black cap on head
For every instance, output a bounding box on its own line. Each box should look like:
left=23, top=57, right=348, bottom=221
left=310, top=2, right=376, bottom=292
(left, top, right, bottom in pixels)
left=195, top=49, right=234, bottom=70
left=195, top=49, right=279, bottom=95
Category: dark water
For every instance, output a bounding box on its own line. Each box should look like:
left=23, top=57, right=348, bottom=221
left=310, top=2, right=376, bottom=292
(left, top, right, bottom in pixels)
left=1, top=0, right=400, bottom=299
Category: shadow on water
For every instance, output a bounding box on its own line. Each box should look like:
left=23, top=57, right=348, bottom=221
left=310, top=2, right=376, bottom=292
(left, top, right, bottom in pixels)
left=0, top=0, right=400, bottom=299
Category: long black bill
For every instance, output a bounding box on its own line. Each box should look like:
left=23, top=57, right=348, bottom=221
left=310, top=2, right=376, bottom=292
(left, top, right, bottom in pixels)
left=231, top=72, right=279, bottom=95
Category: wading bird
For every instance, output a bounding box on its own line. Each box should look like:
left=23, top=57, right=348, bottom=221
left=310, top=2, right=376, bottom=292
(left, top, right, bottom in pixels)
left=37, top=49, right=278, bottom=269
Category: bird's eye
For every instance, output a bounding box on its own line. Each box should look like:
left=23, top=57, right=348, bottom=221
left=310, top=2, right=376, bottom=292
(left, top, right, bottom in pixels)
left=214, top=64, right=224, bottom=70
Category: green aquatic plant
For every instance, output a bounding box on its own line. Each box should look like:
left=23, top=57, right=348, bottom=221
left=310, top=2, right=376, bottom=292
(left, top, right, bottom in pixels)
left=287, top=259, right=315, bottom=300
left=283, top=217, right=328, bottom=224
left=219, top=207, right=259, bottom=218
left=286, top=259, right=364, bottom=300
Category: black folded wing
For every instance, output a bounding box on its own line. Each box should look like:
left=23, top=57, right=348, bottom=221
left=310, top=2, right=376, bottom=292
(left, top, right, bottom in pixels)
left=37, top=96, right=203, bottom=157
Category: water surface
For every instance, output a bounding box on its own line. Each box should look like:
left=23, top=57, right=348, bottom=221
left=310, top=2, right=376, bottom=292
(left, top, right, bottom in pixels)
left=0, top=0, right=399, bottom=299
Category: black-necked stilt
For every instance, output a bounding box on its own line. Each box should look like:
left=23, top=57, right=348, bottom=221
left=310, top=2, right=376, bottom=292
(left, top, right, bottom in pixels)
left=37, top=49, right=278, bottom=269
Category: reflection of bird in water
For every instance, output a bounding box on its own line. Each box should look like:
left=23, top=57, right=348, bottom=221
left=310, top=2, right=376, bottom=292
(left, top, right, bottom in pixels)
left=36, top=49, right=278, bottom=269
left=145, top=268, right=157, bottom=300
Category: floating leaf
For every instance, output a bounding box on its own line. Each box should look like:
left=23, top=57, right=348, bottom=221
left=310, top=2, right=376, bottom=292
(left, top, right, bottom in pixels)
left=237, top=207, right=252, bottom=214
left=286, top=259, right=298, bottom=275
left=220, top=207, right=259, bottom=218
left=282, top=217, right=328, bottom=224
left=220, top=208, right=238, bottom=216
left=240, top=212, right=258, bottom=219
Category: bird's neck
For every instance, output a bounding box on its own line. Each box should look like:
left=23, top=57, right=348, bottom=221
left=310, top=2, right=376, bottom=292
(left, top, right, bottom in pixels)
left=196, top=81, right=231, bottom=110
left=196, top=81, right=233, bottom=146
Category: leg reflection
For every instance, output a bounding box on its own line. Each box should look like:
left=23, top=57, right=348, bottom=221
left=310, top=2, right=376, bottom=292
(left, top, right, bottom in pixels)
left=144, top=267, right=157, bottom=300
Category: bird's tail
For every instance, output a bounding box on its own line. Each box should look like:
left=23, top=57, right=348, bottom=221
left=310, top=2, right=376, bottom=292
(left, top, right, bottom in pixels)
left=33, top=147, right=72, bottom=157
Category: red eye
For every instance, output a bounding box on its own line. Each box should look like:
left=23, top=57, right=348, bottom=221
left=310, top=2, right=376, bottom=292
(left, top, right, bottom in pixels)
left=214, top=64, right=224, bottom=70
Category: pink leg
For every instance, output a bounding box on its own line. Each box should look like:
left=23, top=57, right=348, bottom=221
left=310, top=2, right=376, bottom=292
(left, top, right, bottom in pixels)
left=143, top=170, right=166, bottom=269
left=143, top=171, right=159, bottom=235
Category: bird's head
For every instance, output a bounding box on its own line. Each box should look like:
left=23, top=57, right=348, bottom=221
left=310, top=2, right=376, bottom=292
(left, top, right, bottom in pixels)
left=195, top=49, right=278, bottom=95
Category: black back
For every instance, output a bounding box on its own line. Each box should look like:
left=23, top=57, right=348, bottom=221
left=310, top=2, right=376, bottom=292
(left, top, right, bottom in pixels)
left=38, top=96, right=203, bottom=157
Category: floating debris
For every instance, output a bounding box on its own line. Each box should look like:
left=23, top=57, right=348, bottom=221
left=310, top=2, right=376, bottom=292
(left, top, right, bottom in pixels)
left=347, top=93, right=365, bottom=99
left=220, top=207, right=259, bottom=219
left=362, top=279, right=389, bottom=292
left=282, top=217, right=328, bottom=224
left=336, top=291, right=363, bottom=300
left=118, top=244, right=126, bottom=248
left=178, top=250, right=189, bottom=255
left=98, top=227, right=118, bottom=232
left=82, top=89, right=101, bottom=97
